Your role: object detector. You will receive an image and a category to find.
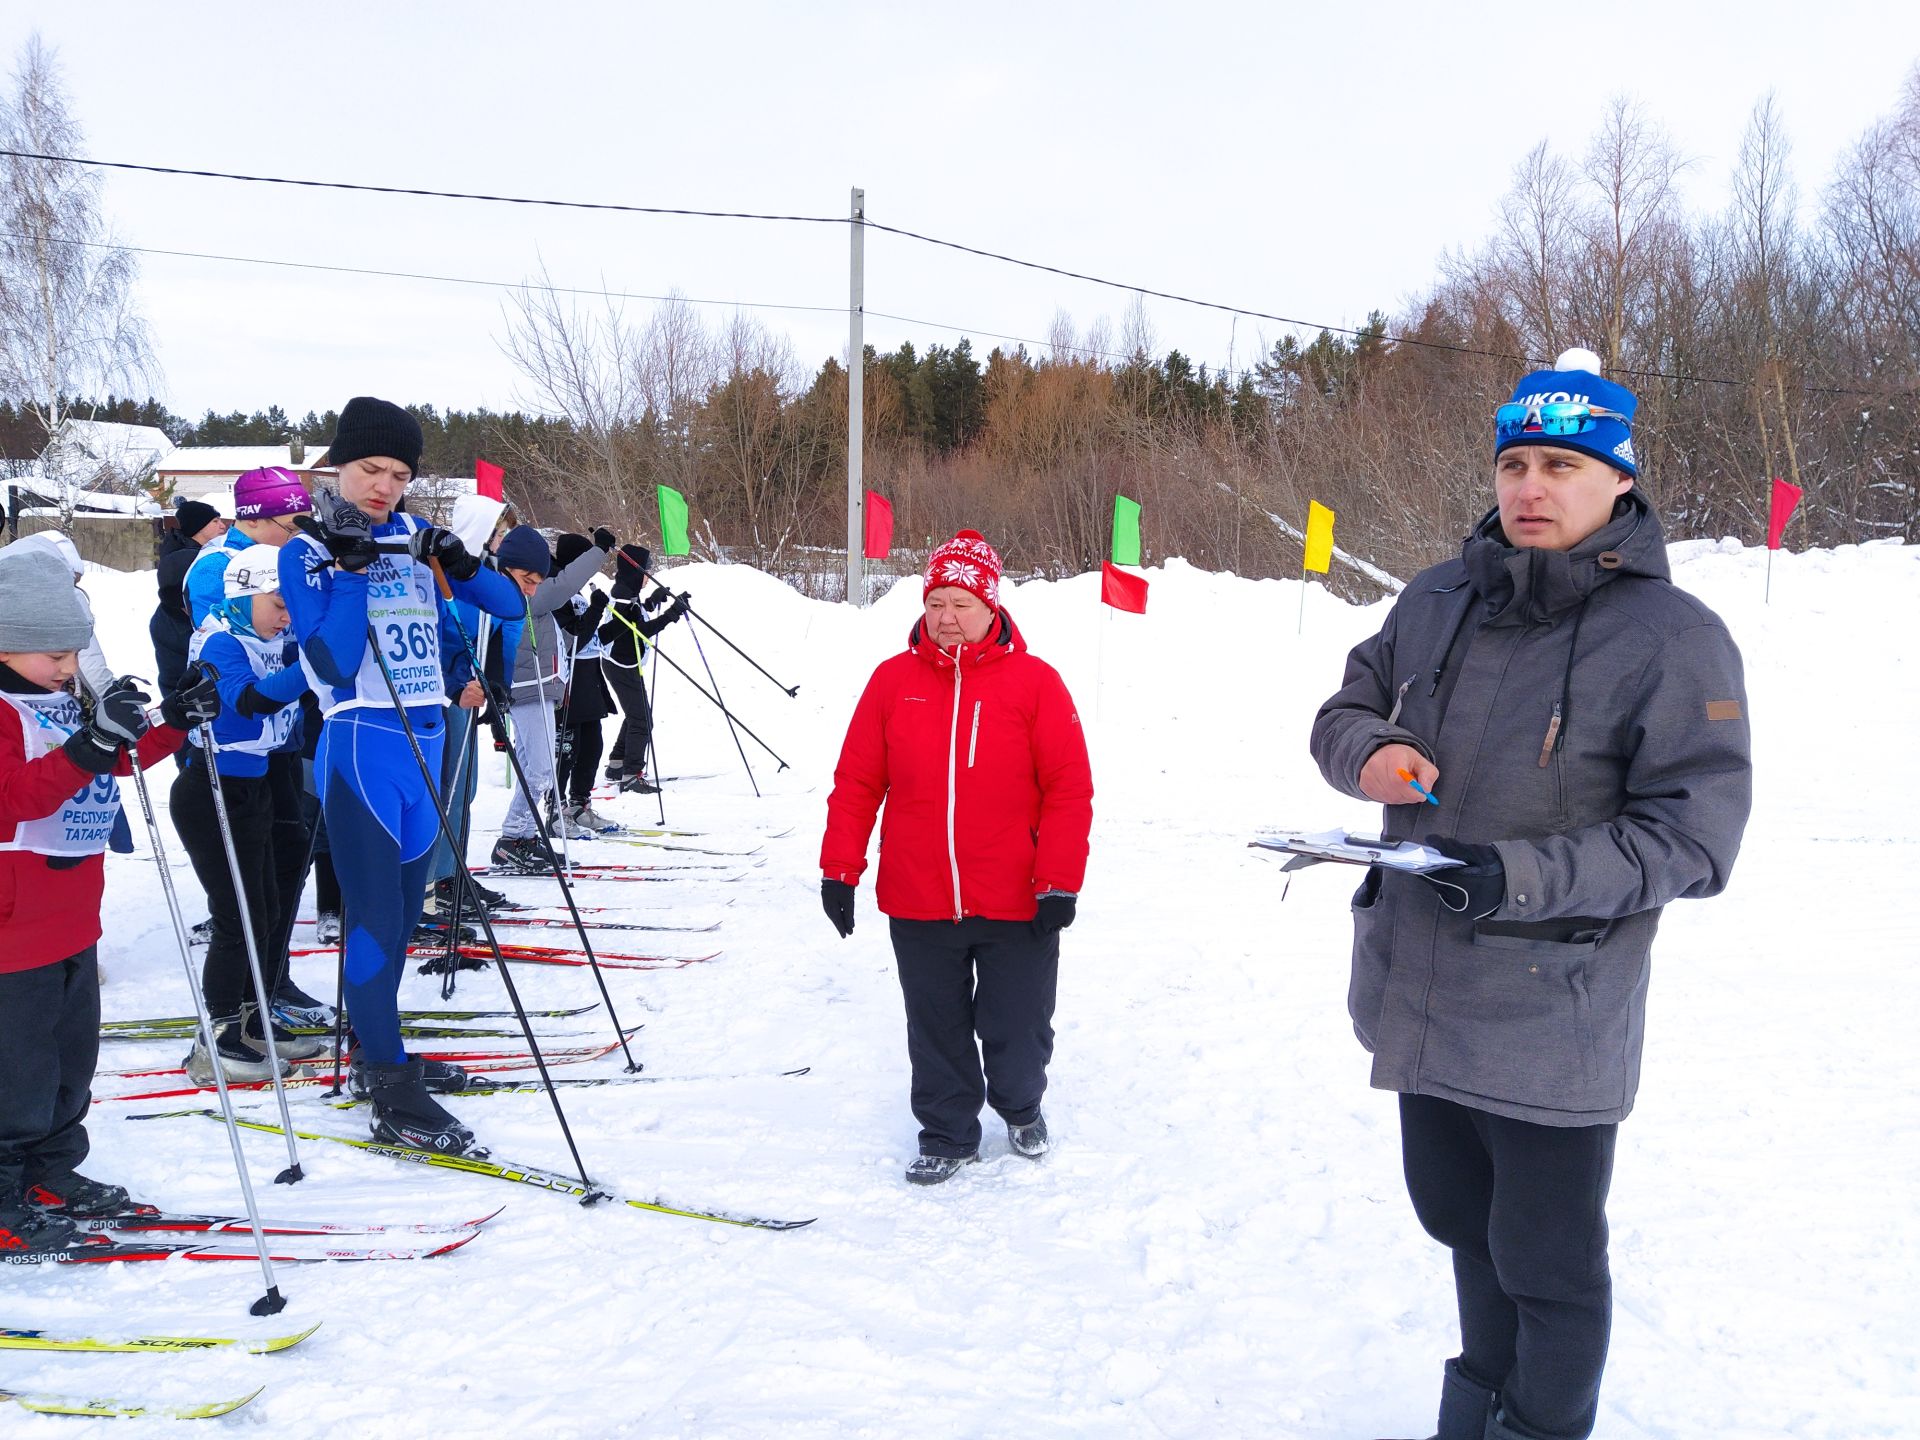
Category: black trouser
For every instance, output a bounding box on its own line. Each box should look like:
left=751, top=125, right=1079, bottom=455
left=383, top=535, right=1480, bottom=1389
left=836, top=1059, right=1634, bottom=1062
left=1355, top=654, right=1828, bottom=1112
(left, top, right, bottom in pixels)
left=1400, top=1093, right=1617, bottom=1440
left=603, top=661, right=651, bottom=777
left=555, top=718, right=603, bottom=807
left=265, top=751, right=308, bottom=968
left=0, top=946, right=100, bottom=1193
left=170, top=761, right=288, bottom=1017
left=889, top=916, right=1058, bottom=1157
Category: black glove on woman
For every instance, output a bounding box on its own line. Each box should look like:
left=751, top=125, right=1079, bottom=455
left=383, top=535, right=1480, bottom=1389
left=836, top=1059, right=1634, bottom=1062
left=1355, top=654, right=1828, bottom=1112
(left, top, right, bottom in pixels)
left=1419, top=835, right=1507, bottom=918
left=311, top=490, right=379, bottom=573
left=821, top=878, right=856, bottom=938
left=1031, top=892, right=1078, bottom=938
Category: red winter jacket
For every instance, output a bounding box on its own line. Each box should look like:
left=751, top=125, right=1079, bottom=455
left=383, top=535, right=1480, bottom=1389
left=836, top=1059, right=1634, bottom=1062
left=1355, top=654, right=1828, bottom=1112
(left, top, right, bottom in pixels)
left=821, top=609, right=1093, bottom=922
left=1, top=673, right=185, bottom=974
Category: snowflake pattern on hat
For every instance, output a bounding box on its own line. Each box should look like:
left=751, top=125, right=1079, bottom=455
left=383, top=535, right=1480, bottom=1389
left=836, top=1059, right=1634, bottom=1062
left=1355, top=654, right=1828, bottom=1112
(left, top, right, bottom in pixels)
left=925, top=529, right=1002, bottom=607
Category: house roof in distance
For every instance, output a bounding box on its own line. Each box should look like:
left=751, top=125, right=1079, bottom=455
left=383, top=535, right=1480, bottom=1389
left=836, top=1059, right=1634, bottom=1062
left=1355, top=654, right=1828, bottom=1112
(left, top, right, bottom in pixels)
left=155, top=444, right=332, bottom=475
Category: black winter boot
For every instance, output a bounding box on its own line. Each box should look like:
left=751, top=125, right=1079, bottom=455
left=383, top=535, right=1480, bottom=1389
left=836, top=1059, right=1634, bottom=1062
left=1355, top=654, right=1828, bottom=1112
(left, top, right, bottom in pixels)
left=362, top=1058, right=482, bottom=1156
left=1378, top=1359, right=1499, bottom=1440
left=25, top=1171, right=146, bottom=1219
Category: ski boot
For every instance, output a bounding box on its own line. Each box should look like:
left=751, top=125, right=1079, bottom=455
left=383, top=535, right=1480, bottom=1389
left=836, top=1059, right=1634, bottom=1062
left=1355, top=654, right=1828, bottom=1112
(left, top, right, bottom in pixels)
left=0, top=1182, right=95, bottom=1256
left=489, top=835, right=554, bottom=875
left=185, top=1013, right=280, bottom=1085
left=1007, top=1113, right=1050, bottom=1158
left=188, top=917, right=214, bottom=945
left=361, top=1059, right=482, bottom=1155
left=617, top=772, right=660, bottom=795
left=240, top=1002, right=328, bottom=1062
left=270, top=978, right=337, bottom=1030
left=349, top=1050, right=475, bottom=1099
left=904, top=1151, right=979, bottom=1186
left=566, top=802, right=619, bottom=834
left=314, top=910, right=343, bottom=945
left=25, top=1171, right=147, bottom=1219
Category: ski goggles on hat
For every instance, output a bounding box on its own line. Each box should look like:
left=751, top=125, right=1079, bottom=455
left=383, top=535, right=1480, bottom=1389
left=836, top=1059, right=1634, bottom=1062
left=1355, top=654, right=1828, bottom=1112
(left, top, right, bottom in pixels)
left=1495, top=400, right=1631, bottom=441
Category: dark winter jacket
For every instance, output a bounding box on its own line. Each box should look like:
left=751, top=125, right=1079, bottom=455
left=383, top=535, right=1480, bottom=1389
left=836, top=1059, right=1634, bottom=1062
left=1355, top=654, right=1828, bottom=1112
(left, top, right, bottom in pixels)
left=821, top=609, right=1093, bottom=922
left=1310, top=492, right=1752, bottom=1126
left=150, top=530, right=200, bottom=694
left=507, top=542, right=610, bottom=700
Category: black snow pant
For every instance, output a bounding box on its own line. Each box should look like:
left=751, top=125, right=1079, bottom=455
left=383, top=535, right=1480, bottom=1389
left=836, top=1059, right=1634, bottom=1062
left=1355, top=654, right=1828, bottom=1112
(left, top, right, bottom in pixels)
left=0, top=946, right=100, bottom=1194
left=888, top=916, right=1058, bottom=1158
left=603, top=660, right=652, bottom=778
left=555, top=718, right=603, bottom=808
left=170, top=760, right=288, bottom=1018
left=1399, top=1093, right=1617, bottom=1440
left=264, top=750, right=309, bottom=972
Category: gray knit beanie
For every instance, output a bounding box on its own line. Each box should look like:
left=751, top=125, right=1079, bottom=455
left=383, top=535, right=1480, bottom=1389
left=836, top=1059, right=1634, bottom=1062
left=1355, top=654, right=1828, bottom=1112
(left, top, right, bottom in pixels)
left=0, top=545, right=93, bottom=653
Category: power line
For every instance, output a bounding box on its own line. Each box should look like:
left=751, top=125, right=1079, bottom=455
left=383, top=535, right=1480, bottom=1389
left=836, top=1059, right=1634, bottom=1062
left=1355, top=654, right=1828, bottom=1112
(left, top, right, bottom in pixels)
left=3, top=229, right=1155, bottom=369
left=0, top=148, right=1893, bottom=395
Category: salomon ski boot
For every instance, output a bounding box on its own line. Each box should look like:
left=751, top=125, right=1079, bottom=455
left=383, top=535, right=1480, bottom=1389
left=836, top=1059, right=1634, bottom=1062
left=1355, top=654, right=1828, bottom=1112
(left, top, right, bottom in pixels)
left=362, top=1058, right=482, bottom=1155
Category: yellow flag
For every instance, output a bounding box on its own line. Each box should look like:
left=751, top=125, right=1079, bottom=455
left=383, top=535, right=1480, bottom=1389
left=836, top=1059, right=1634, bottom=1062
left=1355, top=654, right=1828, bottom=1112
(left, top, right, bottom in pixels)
left=1303, top=501, right=1335, bottom=574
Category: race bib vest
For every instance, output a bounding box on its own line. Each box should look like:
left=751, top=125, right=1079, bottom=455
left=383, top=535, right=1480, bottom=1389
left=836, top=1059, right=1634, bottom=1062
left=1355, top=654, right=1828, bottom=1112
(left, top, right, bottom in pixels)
left=187, top=626, right=300, bottom=755
left=302, top=517, right=446, bottom=715
left=0, top=690, right=123, bottom=857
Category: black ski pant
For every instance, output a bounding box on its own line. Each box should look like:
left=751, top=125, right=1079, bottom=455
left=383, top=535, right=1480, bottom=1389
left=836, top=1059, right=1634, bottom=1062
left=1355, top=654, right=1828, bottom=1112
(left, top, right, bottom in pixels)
left=0, top=946, right=100, bottom=1194
left=889, top=916, right=1057, bottom=1158
left=555, top=718, right=603, bottom=808
left=170, top=760, right=288, bottom=1018
left=264, top=750, right=308, bottom=975
left=1399, top=1093, right=1617, bottom=1440
left=603, top=660, right=652, bottom=778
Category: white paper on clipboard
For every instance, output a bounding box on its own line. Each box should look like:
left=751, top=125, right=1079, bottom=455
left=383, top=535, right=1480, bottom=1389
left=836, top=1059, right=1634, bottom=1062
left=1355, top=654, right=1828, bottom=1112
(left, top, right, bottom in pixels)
left=1250, top=827, right=1463, bottom=874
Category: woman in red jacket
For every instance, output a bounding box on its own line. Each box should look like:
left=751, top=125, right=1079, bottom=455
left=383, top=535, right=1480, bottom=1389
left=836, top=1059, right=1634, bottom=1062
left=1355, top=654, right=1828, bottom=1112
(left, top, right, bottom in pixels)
left=821, top=530, right=1094, bottom=1185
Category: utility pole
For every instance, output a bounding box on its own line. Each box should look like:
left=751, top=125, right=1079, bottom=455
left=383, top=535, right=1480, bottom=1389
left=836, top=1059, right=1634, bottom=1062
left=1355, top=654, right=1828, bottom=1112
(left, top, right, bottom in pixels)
left=846, top=186, right=866, bottom=606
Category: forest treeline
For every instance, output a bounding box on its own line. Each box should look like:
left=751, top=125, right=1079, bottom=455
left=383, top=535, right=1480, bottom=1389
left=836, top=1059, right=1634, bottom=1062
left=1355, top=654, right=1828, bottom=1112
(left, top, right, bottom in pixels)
left=9, top=72, right=1917, bottom=598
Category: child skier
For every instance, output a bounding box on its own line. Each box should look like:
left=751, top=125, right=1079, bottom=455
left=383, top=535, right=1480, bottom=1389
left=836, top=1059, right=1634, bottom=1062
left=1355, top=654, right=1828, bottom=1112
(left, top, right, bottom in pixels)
left=169, top=554, right=327, bottom=1083
left=279, top=397, right=522, bottom=1156
left=0, top=545, right=221, bottom=1252
left=600, top=544, right=686, bottom=794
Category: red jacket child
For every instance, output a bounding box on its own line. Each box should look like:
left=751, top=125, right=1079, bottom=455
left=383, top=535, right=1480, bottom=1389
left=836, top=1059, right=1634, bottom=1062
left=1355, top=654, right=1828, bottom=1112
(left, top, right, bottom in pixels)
left=821, top=609, right=1093, bottom=922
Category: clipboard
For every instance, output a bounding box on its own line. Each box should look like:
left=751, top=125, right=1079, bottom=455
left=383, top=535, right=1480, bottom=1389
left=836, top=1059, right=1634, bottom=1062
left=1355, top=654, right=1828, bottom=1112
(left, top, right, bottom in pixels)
left=1250, top=827, right=1463, bottom=875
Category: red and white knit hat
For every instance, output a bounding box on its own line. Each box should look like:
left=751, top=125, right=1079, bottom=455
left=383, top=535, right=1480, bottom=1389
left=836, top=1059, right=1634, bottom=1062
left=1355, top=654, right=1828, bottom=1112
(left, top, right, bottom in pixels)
left=924, top=529, right=1002, bottom=607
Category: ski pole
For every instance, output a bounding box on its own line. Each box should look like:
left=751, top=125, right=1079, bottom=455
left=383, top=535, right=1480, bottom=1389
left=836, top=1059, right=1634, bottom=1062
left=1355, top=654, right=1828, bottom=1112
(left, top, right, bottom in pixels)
left=647, top=639, right=790, bottom=771
left=361, top=622, right=599, bottom=1192
left=432, top=581, right=643, bottom=1072
left=194, top=722, right=304, bottom=1184
left=645, top=632, right=666, bottom=826
left=117, top=710, right=287, bottom=1316
left=646, top=568, right=798, bottom=697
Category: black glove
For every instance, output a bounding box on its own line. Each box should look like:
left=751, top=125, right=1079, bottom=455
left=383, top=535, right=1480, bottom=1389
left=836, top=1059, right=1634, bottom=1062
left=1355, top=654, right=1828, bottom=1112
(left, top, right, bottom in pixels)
left=63, top=677, right=150, bottom=774
left=311, top=490, right=379, bottom=573
left=821, top=878, right=856, bottom=939
left=583, top=589, right=610, bottom=626
left=591, top=526, right=618, bottom=554
left=1419, top=835, right=1507, bottom=918
left=160, top=662, right=222, bottom=730
left=410, top=526, right=480, bottom=581
left=663, top=593, right=690, bottom=625
left=1031, top=892, right=1078, bottom=938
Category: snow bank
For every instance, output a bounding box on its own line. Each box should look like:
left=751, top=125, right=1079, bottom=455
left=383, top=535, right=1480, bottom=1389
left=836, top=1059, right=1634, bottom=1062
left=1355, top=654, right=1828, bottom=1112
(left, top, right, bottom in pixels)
left=5, top=538, right=1914, bottom=1438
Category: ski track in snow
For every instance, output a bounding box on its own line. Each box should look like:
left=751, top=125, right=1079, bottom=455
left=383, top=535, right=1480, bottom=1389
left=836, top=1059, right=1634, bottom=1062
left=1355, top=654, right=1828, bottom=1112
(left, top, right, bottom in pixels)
left=4, top=540, right=1914, bottom=1437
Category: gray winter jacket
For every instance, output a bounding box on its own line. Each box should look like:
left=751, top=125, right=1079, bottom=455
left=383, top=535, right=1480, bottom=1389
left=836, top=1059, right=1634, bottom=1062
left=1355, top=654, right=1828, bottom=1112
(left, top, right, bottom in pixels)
left=1310, top=492, right=1752, bottom=1125
left=508, top=542, right=609, bottom=699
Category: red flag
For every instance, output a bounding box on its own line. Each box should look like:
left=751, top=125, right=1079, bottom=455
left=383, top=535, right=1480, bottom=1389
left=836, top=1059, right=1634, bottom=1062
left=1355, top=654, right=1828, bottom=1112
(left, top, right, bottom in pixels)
left=863, top=491, right=894, bottom=559
left=475, top=458, right=505, bottom=501
left=1100, top=562, right=1148, bottom=614
left=1766, top=477, right=1802, bottom=550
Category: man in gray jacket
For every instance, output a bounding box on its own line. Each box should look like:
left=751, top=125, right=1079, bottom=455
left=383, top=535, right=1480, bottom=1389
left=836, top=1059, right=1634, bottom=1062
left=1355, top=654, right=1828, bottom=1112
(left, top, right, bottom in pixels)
left=487, top=522, right=615, bottom=873
left=1311, top=349, right=1752, bottom=1440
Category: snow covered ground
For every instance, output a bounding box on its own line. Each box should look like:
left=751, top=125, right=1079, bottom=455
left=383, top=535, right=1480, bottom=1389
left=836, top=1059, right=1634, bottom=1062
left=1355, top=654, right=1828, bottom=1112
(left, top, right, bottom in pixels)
left=4, top=538, right=1916, bottom=1438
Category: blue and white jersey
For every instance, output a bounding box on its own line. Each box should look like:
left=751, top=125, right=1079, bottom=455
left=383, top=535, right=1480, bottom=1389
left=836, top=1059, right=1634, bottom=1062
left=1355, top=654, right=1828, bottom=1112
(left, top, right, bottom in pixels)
left=185, top=625, right=306, bottom=773
left=281, top=514, right=523, bottom=721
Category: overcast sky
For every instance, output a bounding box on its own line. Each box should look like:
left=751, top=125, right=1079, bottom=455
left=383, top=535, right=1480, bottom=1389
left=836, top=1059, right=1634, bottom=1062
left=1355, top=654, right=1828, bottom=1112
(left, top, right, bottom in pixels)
left=7, top=0, right=1919, bottom=421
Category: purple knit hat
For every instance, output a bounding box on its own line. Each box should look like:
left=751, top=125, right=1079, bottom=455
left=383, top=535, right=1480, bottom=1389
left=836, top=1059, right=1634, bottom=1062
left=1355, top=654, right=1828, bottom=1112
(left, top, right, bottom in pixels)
left=233, top=466, right=313, bottom=519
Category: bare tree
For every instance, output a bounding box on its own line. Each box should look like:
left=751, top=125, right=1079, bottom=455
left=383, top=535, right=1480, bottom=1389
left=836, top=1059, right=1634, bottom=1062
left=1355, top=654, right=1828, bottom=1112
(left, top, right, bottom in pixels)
left=0, top=34, right=156, bottom=519
left=1577, top=96, right=1688, bottom=368
left=1494, top=140, right=1582, bottom=355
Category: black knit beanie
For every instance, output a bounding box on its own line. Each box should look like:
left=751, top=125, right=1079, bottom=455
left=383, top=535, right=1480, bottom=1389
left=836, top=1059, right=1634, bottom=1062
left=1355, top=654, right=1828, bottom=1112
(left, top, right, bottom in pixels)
left=328, top=396, right=424, bottom=472
left=174, top=499, right=220, bottom=538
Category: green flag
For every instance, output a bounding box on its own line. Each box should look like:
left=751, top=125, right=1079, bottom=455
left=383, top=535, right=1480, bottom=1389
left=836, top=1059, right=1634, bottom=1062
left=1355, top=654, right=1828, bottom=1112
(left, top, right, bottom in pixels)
left=1111, top=494, right=1141, bottom=566
left=657, top=484, right=690, bottom=557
